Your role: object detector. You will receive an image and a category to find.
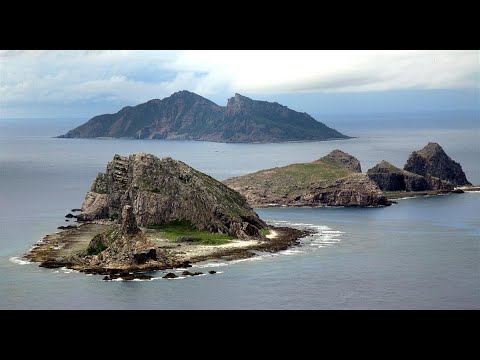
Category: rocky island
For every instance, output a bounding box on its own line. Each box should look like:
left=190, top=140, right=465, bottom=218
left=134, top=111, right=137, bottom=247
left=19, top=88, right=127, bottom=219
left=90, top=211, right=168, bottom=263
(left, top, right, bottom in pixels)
left=25, top=153, right=310, bottom=280
left=367, top=142, right=472, bottom=199
left=224, top=150, right=391, bottom=207
left=58, top=91, right=349, bottom=143
left=224, top=143, right=473, bottom=207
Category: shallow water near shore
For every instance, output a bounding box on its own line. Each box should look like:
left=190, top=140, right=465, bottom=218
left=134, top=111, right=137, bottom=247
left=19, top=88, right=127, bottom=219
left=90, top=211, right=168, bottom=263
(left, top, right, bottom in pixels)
left=0, top=115, right=479, bottom=309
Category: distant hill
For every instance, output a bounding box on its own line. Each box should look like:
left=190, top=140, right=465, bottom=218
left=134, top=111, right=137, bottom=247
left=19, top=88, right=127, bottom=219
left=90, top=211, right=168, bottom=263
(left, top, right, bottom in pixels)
left=59, top=91, right=349, bottom=143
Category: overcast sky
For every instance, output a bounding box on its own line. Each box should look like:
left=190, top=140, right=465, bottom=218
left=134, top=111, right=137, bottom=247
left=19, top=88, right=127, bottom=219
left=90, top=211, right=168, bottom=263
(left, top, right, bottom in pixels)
left=0, top=50, right=478, bottom=118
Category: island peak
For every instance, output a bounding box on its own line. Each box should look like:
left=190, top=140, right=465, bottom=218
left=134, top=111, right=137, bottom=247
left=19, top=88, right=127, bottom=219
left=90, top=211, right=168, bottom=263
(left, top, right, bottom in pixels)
left=404, top=142, right=471, bottom=186
left=319, top=149, right=362, bottom=173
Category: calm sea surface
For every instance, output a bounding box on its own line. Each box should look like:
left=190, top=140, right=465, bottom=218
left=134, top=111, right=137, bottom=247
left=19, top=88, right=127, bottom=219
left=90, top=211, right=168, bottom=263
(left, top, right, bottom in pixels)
left=0, top=115, right=478, bottom=309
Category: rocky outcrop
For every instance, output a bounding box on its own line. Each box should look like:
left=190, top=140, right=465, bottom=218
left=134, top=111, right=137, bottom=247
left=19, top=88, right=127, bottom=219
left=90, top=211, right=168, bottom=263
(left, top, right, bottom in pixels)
left=322, top=149, right=362, bottom=173
left=120, top=205, right=139, bottom=235
left=77, top=153, right=267, bottom=239
left=224, top=150, right=390, bottom=207
left=404, top=142, right=471, bottom=186
left=83, top=205, right=159, bottom=269
left=366, top=161, right=445, bottom=192
left=58, top=91, right=349, bottom=143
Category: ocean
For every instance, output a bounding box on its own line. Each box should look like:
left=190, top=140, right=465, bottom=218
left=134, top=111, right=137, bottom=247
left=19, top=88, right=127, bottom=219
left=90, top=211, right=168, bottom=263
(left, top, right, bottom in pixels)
left=0, top=113, right=479, bottom=309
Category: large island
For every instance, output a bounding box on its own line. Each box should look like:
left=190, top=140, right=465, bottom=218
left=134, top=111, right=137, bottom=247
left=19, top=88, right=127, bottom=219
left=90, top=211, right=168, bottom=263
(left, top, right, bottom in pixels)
left=25, top=153, right=311, bottom=280
left=58, top=91, right=349, bottom=143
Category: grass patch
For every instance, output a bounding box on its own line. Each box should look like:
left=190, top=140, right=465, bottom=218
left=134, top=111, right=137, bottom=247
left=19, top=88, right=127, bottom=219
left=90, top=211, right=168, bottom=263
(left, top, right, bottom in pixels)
left=260, top=229, right=271, bottom=236
left=147, top=220, right=234, bottom=245
left=228, top=159, right=352, bottom=196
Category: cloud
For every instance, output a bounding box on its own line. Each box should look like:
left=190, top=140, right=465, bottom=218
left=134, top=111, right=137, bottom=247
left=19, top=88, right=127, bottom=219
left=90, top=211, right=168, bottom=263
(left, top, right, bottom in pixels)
left=0, top=50, right=477, bottom=117
left=173, top=50, right=478, bottom=93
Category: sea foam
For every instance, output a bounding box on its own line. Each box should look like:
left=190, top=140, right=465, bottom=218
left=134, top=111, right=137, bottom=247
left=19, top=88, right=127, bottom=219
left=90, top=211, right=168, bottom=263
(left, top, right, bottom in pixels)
left=9, top=257, right=31, bottom=265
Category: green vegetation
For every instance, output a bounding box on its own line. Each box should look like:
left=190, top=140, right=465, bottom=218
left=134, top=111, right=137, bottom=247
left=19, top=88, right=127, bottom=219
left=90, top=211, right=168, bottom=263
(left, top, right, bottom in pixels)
left=230, top=159, right=352, bottom=195
left=260, top=229, right=271, bottom=236
left=109, top=212, right=118, bottom=221
left=147, top=220, right=234, bottom=245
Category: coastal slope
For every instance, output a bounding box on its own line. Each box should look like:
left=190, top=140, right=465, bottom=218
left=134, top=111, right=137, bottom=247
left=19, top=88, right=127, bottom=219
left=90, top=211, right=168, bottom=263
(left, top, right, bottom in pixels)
left=224, top=150, right=390, bottom=207
left=59, top=91, right=349, bottom=143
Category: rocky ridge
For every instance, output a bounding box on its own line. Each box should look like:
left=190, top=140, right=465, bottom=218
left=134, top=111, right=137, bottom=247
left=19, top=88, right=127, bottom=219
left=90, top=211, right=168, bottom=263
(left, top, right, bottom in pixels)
left=366, top=160, right=453, bottom=192
left=404, top=142, right=471, bottom=186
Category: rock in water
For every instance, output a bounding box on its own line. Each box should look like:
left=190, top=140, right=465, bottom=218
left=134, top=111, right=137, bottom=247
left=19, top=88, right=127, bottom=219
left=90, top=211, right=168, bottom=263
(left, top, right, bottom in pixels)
left=224, top=150, right=390, bottom=207
left=367, top=160, right=453, bottom=192
left=58, top=91, right=349, bottom=143
left=404, top=142, right=471, bottom=186
left=163, top=272, right=178, bottom=279
left=77, top=153, right=266, bottom=239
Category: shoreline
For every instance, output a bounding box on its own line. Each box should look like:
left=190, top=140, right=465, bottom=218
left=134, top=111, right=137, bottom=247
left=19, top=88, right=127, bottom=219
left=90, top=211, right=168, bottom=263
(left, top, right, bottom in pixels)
left=385, top=186, right=480, bottom=200
left=23, top=222, right=313, bottom=279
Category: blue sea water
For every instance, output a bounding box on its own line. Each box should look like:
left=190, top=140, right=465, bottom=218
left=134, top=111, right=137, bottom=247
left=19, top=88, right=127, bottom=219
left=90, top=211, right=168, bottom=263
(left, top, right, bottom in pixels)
left=0, top=114, right=479, bottom=309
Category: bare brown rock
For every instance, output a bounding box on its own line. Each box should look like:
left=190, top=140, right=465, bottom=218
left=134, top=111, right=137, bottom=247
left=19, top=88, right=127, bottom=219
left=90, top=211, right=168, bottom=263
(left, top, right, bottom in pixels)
left=121, top=205, right=139, bottom=235
left=404, top=142, right=471, bottom=186
left=322, top=149, right=362, bottom=173
left=77, top=153, right=267, bottom=239
left=366, top=160, right=451, bottom=192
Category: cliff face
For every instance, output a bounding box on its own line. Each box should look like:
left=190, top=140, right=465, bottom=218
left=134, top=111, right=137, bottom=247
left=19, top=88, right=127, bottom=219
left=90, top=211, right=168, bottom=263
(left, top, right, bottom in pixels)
left=59, top=91, right=349, bottom=143
left=404, top=142, right=471, bottom=186
left=366, top=160, right=453, bottom=192
left=77, top=153, right=266, bottom=239
left=224, top=150, right=390, bottom=207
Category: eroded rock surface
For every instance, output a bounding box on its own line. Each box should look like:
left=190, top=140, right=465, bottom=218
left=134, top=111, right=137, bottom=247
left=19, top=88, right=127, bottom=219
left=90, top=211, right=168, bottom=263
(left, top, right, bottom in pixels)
left=404, top=142, right=471, bottom=186
left=78, top=153, right=267, bottom=239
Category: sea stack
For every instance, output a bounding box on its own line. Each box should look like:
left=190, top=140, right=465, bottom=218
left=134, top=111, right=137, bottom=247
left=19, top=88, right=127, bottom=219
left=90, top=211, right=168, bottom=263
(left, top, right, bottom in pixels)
left=404, top=142, right=471, bottom=186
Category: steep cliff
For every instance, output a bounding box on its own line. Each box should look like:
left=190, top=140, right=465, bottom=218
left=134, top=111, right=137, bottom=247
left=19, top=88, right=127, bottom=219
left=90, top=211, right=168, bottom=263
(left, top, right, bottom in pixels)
left=404, top=142, right=471, bottom=186
left=59, top=91, right=349, bottom=143
left=367, top=160, right=453, bottom=192
left=77, top=153, right=267, bottom=239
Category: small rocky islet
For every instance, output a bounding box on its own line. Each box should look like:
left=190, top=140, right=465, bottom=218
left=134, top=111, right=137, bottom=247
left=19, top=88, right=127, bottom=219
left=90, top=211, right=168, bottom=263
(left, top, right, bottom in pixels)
left=367, top=142, right=472, bottom=198
left=25, top=143, right=474, bottom=280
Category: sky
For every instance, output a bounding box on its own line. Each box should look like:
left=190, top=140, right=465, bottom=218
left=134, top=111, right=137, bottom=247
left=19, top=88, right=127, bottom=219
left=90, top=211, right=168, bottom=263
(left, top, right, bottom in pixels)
left=0, top=50, right=478, bottom=119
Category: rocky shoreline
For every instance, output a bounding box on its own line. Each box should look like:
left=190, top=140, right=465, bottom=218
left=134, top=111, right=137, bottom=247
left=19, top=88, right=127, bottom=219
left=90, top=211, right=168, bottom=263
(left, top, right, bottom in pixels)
left=24, top=222, right=313, bottom=280
left=385, top=185, right=479, bottom=200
